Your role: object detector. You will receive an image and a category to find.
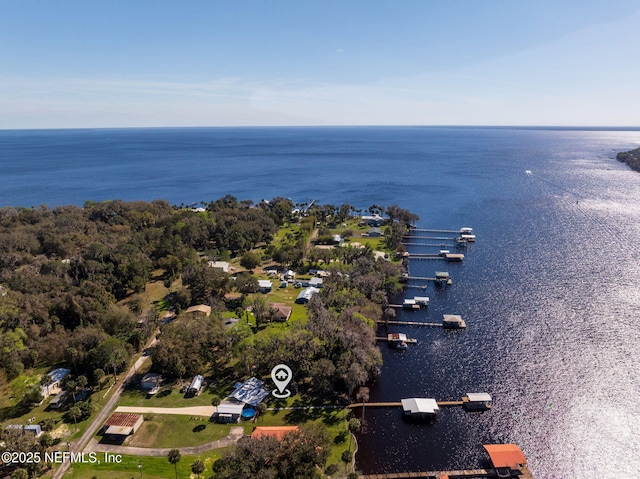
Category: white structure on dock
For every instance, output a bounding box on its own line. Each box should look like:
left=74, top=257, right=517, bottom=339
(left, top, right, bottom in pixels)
left=402, top=299, right=419, bottom=310
left=462, top=392, right=493, bottom=411
left=401, top=398, right=439, bottom=418
left=413, top=296, right=429, bottom=307
left=443, top=314, right=467, bottom=329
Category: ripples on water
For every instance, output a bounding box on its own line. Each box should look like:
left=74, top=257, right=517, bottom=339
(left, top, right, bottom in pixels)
left=1, top=127, right=640, bottom=478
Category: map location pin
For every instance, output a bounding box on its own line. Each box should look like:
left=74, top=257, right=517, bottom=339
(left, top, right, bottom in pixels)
left=271, top=364, right=292, bottom=398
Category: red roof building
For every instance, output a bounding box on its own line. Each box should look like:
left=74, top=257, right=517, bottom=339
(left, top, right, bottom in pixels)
left=251, top=426, right=299, bottom=441
left=483, top=444, right=527, bottom=468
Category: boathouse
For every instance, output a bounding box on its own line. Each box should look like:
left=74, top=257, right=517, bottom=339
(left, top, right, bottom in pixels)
left=402, top=299, right=419, bottom=310
left=462, top=392, right=492, bottom=411
left=413, top=296, right=429, bottom=307
left=443, top=314, right=466, bottom=329
left=483, top=443, right=527, bottom=469
left=401, top=398, right=439, bottom=418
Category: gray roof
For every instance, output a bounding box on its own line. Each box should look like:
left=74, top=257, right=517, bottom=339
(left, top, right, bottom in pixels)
left=401, top=398, right=439, bottom=415
left=229, top=377, right=270, bottom=407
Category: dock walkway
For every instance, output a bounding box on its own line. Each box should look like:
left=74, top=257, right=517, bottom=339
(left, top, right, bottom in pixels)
left=348, top=400, right=464, bottom=408
left=409, top=228, right=460, bottom=234
left=376, top=320, right=443, bottom=327
left=359, top=469, right=491, bottom=478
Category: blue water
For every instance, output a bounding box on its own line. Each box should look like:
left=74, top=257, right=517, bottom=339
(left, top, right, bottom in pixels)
left=2, top=126, right=640, bottom=478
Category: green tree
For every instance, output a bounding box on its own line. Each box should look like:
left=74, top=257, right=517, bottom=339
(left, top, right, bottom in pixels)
left=341, top=450, right=353, bottom=474
left=167, top=449, right=181, bottom=479
left=240, top=251, right=261, bottom=271
left=191, top=459, right=205, bottom=479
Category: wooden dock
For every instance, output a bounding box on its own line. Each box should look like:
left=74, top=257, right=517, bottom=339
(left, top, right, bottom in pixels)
left=409, top=228, right=460, bottom=234
left=376, top=320, right=443, bottom=328
left=348, top=400, right=465, bottom=408
left=359, top=469, right=491, bottom=478
left=359, top=465, right=533, bottom=479
left=376, top=337, right=417, bottom=343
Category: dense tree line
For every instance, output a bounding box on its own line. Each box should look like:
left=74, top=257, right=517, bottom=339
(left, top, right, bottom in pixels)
left=210, top=423, right=331, bottom=479
left=617, top=147, right=640, bottom=172
left=0, top=196, right=292, bottom=385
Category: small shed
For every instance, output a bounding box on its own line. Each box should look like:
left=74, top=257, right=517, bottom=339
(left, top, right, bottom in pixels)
left=443, top=314, right=466, bottom=329
left=367, top=227, right=383, bottom=237
left=258, top=280, right=273, bottom=293
left=308, top=277, right=323, bottom=288
left=102, top=413, right=143, bottom=436
left=401, top=398, right=439, bottom=418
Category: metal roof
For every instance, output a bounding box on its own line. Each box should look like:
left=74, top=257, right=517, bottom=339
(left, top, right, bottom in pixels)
left=466, top=393, right=492, bottom=402
left=229, top=377, right=270, bottom=407
left=401, top=398, right=439, bottom=415
left=483, top=444, right=527, bottom=468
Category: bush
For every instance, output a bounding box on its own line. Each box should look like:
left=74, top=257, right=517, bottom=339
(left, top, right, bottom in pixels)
left=325, top=463, right=339, bottom=475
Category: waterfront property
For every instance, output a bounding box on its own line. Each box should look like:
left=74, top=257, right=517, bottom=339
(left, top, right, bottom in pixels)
left=462, top=393, right=493, bottom=411
left=214, top=377, right=270, bottom=424
left=401, top=398, right=439, bottom=419
left=442, top=314, right=466, bottom=329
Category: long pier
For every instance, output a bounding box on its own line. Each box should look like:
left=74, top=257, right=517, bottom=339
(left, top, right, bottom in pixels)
left=359, top=465, right=534, bottom=479
left=348, top=400, right=464, bottom=408
left=376, top=320, right=443, bottom=327
left=359, top=469, right=491, bottom=478
left=409, top=228, right=460, bottom=234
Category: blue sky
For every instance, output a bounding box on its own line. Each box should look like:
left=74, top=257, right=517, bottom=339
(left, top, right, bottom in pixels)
left=1, top=1, right=639, bottom=128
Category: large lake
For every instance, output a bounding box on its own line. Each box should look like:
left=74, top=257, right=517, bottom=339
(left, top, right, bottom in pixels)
left=1, top=126, right=640, bottom=478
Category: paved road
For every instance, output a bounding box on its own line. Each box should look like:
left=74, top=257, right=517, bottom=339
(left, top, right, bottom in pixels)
left=52, top=341, right=156, bottom=479
left=115, top=405, right=216, bottom=416
left=84, top=426, right=245, bottom=457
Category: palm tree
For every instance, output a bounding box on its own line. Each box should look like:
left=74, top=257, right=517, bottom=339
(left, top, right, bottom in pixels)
left=191, top=459, right=205, bottom=479
left=167, top=449, right=181, bottom=479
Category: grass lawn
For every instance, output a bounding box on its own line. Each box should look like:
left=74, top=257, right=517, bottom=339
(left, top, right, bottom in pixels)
left=113, top=415, right=247, bottom=448
left=63, top=449, right=232, bottom=479
left=118, top=380, right=219, bottom=409
left=0, top=370, right=114, bottom=445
